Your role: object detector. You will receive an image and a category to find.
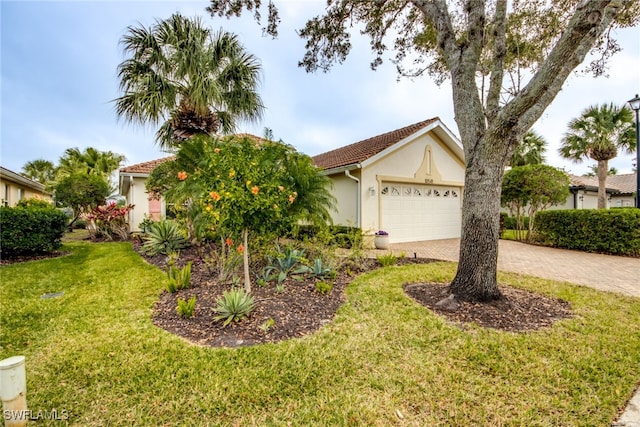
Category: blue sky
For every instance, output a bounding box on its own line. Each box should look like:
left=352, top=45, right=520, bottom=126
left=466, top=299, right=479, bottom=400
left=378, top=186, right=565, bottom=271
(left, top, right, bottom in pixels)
left=1, top=1, right=639, bottom=178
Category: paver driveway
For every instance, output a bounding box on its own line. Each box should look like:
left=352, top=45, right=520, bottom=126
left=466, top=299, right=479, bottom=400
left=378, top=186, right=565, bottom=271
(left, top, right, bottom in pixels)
left=384, top=238, right=640, bottom=298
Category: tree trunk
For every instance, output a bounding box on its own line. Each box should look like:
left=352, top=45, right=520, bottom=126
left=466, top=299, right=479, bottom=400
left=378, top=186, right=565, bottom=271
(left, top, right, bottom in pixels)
left=597, top=159, right=608, bottom=209
left=242, top=228, right=251, bottom=293
left=449, top=141, right=505, bottom=302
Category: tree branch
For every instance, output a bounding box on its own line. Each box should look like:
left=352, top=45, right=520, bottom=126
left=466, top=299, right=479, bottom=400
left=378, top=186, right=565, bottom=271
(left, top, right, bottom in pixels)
left=485, top=0, right=507, bottom=124
left=496, top=0, right=621, bottom=143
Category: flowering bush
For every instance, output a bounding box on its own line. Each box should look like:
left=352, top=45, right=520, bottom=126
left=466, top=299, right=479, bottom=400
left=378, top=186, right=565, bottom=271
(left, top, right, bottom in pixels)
left=375, top=230, right=389, bottom=236
left=151, top=134, right=334, bottom=292
left=86, top=203, right=134, bottom=240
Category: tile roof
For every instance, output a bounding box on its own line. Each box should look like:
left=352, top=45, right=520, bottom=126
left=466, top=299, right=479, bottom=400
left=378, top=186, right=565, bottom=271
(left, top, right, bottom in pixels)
left=312, top=118, right=439, bottom=170
left=569, top=173, right=637, bottom=194
left=607, top=173, right=636, bottom=194
left=120, top=156, right=176, bottom=175
left=119, top=134, right=268, bottom=175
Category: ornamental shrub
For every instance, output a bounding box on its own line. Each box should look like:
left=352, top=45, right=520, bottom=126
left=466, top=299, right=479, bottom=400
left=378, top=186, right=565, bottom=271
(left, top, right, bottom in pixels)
left=534, top=209, right=640, bottom=256
left=86, top=203, right=133, bottom=240
left=176, top=296, right=196, bottom=318
left=16, top=197, right=53, bottom=209
left=0, top=205, right=67, bottom=257
left=142, top=220, right=189, bottom=256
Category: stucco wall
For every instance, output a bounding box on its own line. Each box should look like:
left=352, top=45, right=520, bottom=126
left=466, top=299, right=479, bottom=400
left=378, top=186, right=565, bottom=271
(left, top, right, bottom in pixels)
left=359, top=132, right=465, bottom=233
left=611, top=196, right=635, bottom=208
left=124, top=176, right=165, bottom=232
left=1, top=178, right=51, bottom=207
left=327, top=173, right=359, bottom=227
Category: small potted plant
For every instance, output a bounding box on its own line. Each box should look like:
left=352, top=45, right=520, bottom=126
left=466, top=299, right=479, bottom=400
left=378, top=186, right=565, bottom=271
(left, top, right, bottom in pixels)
left=374, top=230, right=389, bottom=249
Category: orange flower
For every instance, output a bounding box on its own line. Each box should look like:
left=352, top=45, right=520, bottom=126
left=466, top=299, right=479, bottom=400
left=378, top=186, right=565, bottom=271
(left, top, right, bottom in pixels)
left=177, top=171, right=187, bottom=181
left=278, top=185, right=285, bottom=192
left=210, top=191, right=220, bottom=201
left=251, top=186, right=259, bottom=195
left=225, top=238, right=233, bottom=246
left=237, top=244, right=244, bottom=254
left=214, top=148, right=220, bottom=153
left=288, top=194, right=296, bottom=204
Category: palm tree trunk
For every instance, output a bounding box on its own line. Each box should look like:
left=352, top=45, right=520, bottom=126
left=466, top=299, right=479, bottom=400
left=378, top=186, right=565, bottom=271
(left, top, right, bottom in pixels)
left=597, top=159, right=608, bottom=209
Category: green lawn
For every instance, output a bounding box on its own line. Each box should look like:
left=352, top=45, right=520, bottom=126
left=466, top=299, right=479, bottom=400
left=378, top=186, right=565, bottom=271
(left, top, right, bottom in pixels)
left=1, top=241, right=639, bottom=426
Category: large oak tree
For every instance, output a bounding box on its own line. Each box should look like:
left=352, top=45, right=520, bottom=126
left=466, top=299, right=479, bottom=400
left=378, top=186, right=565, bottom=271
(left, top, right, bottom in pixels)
left=208, top=0, right=638, bottom=302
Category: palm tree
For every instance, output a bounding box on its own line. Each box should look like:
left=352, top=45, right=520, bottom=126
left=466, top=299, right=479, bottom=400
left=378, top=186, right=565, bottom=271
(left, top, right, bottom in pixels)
left=559, top=103, right=636, bottom=209
left=56, top=148, right=125, bottom=191
left=114, top=13, right=264, bottom=149
left=21, top=159, right=56, bottom=185
left=57, top=148, right=125, bottom=178
left=509, top=130, right=547, bottom=167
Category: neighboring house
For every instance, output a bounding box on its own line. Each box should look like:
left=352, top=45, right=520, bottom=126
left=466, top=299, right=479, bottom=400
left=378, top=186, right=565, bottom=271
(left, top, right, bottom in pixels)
left=550, top=173, right=637, bottom=210
left=313, top=117, right=465, bottom=243
left=119, top=156, right=175, bottom=232
left=0, top=166, right=52, bottom=207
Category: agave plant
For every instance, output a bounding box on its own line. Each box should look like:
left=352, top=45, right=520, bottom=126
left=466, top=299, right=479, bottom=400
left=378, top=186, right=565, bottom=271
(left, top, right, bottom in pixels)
left=142, top=220, right=189, bottom=256
left=213, top=289, right=256, bottom=326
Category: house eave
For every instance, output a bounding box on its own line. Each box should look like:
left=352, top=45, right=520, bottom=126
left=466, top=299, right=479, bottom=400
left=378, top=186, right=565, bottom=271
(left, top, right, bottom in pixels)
left=318, top=164, right=362, bottom=176
left=0, top=166, right=49, bottom=194
left=570, top=184, right=619, bottom=194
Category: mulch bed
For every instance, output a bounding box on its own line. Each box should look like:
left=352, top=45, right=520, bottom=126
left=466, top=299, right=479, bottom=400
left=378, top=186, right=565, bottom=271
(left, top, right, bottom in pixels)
left=405, top=283, right=573, bottom=332
left=3, top=241, right=575, bottom=346
left=0, top=250, right=70, bottom=266
left=143, top=245, right=574, bottom=346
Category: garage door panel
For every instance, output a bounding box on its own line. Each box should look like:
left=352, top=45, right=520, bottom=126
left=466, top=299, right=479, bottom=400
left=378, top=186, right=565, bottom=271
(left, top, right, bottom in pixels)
left=381, top=183, right=461, bottom=243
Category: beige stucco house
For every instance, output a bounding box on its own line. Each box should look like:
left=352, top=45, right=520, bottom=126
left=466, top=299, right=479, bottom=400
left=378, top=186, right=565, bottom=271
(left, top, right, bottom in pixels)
left=118, top=119, right=466, bottom=241
left=313, top=118, right=466, bottom=243
left=0, top=166, right=52, bottom=207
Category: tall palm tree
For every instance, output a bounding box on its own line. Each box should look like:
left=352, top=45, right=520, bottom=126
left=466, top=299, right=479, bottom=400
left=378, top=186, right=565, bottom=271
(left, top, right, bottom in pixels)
left=559, top=103, right=636, bottom=209
left=114, top=13, right=264, bottom=149
left=509, top=130, right=547, bottom=167
left=21, top=159, right=56, bottom=185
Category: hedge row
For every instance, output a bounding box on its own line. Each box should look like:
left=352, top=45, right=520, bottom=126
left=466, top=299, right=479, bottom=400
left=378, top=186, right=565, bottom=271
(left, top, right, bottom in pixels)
left=534, top=209, right=640, bottom=256
left=0, top=206, right=68, bottom=257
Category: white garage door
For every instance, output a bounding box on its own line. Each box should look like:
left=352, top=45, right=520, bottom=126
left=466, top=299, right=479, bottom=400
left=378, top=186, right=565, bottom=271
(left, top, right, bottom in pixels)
left=381, top=183, right=462, bottom=243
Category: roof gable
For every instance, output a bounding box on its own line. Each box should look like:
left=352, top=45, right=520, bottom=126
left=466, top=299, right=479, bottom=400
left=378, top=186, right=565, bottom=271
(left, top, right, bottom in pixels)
left=312, top=118, right=463, bottom=171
